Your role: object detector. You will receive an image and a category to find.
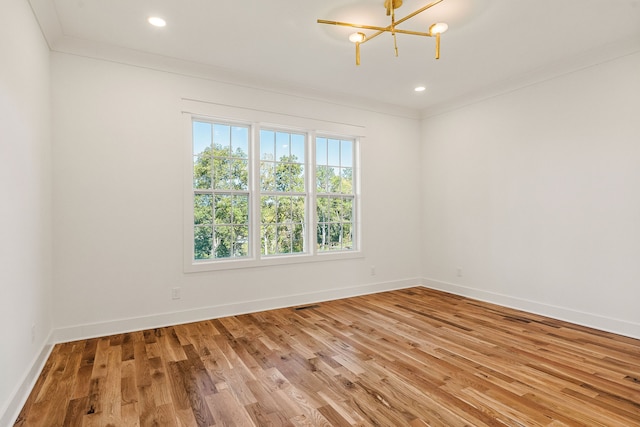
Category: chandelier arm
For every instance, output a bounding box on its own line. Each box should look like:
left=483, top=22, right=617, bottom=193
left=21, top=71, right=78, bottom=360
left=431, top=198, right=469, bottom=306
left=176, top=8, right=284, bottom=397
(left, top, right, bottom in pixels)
left=391, top=5, right=399, bottom=56
left=317, top=20, right=433, bottom=40
left=393, top=0, right=444, bottom=27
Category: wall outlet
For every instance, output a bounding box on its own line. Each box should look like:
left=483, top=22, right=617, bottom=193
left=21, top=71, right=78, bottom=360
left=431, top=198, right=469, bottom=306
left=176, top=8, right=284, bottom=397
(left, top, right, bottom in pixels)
left=371, top=265, right=376, bottom=276
left=171, top=287, right=181, bottom=300
left=456, top=268, right=463, bottom=277
left=31, top=324, right=36, bottom=343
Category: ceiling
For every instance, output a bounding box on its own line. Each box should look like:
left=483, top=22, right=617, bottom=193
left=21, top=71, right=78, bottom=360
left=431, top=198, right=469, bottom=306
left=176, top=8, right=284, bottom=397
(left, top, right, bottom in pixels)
left=29, top=0, right=640, bottom=115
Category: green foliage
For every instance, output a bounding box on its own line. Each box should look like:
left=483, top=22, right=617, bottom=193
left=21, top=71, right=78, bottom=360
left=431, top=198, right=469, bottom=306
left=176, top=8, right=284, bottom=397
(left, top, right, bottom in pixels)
left=260, top=155, right=306, bottom=255
left=193, top=144, right=249, bottom=260
left=316, top=165, right=355, bottom=251
left=316, top=196, right=354, bottom=251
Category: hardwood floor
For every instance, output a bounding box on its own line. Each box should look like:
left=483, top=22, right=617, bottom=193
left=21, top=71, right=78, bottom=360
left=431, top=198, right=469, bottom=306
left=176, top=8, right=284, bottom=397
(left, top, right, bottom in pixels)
left=15, top=287, right=640, bottom=426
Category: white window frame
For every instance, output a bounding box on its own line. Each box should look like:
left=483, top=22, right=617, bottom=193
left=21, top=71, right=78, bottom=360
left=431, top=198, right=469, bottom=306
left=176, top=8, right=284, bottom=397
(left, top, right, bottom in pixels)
left=180, top=98, right=366, bottom=273
left=183, top=107, right=363, bottom=273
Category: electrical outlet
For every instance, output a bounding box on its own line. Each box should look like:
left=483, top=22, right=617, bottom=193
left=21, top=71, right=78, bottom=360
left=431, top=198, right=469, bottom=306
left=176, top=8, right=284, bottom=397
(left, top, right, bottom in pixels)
left=456, top=268, right=463, bottom=277
left=171, top=287, right=181, bottom=300
left=31, top=324, right=36, bottom=343
left=371, top=265, right=376, bottom=276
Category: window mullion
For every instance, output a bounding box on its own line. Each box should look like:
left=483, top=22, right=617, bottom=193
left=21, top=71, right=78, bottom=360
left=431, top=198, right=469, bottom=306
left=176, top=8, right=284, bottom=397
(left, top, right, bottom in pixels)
left=250, top=122, right=261, bottom=260
left=308, top=130, right=317, bottom=256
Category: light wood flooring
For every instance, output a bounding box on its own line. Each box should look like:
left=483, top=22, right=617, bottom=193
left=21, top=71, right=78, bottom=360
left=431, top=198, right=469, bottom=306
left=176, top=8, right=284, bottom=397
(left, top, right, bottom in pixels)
left=15, top=287, right=640, bottom=426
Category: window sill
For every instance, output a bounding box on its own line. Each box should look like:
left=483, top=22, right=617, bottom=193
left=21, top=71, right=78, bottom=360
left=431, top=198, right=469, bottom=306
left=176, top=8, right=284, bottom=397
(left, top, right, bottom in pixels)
left=184, top=250, right=364, bottom=273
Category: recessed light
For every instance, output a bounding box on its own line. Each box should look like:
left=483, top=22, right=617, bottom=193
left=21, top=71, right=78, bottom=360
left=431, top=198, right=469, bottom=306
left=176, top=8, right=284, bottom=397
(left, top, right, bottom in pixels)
left=414, top=86, right=426, bottom=92
left=148, top=17, right=166, bottom=27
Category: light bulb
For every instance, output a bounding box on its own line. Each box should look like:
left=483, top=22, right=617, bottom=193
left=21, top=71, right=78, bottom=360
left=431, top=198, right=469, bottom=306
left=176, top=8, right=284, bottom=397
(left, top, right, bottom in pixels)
left=349, top=32, right=366, bottom=43
left=429, top=22, right=448, bottom=35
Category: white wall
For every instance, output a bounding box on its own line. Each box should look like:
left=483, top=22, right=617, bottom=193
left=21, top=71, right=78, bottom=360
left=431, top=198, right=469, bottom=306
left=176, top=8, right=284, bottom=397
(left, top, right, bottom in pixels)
left=421, top=52, right=640, bottom=338
left=0, top=0, right=53, bottom=423
left=50, top=52, right=423, bottom=340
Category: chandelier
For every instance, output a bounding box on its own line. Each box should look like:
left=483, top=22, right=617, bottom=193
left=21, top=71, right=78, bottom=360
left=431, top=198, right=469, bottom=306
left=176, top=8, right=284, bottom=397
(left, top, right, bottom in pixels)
left=318, top=0, right=449, bottom=66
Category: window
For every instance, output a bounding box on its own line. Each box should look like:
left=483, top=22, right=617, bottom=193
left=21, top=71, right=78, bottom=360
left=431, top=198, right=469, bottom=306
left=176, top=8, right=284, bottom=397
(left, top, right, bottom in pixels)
left=316, top=137, right=355, bottom=252
left=260, top=129, right=306, bottom=256
left=193, top=122, right=250, bottom=260
left=189, top=118, right=359, bottom=269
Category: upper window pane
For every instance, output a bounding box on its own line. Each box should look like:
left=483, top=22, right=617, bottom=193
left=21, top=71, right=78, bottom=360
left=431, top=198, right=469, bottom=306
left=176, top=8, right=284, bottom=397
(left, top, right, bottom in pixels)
left=327, top=138, right=341, bottom=166
left=260, top=130, right=275, bottom=160
left=276, top=132, right=290, bottom=161
left=316, top=137, right=327, bottom=166
left=193, top=121, right=212, bottom=155
left=260, top=129, right=306, bottom=194
left=291, top=134, right=305, bottom=162
left=231, top=127, right=249, bottom=158
left=341, top=140, right=353, bottom=167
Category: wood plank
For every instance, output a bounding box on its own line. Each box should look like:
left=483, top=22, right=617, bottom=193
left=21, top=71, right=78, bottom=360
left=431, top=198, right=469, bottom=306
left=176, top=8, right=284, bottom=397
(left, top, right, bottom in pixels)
left=15, top=287, right=640, bottom=426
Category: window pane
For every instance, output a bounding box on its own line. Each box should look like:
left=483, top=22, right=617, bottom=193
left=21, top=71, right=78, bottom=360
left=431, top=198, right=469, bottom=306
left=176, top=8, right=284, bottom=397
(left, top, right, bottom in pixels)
left=214, top=225, right=232, bottom=258
left=329, top=223, right=342, bottom=248
left=341, top=140, right=353, bottom=167
left=213, top=158, right=230, bottom=189
left=231, top=158, right=248, bottom=190
left=194, top=194, right=212, bottom=225
left=292, top=196, right=305, bottom=223
left=193, top=121, right=212, bottom=155
left=292, top=224, right=304, bottom=253
left=194, top=226, right=213, bottom=260
left=233, top=195, right=249, bottom=224
left=213, top=124, right=231, bottom=156
left=341, top=167, right=353, bottom=194
left=276, top=132, right=290, bottom=161
left=316, top=165, right=329, bottom=193
left=327, top=138, right=340, bottom=166
left=342, top=224, right=353, bottom=249
left=260, top=130, right=275, bottom=160
left=214, top=194, right=232, bottom=224
left=342, top=198, right=353, bottom=221
left=276, top=197, right=292, bottom=223
left=317, top=223, right=329, bottom=251
left=317, top=197, right=329, bottom=222
left=316, top=137, right=327, bottom=166
left=330, top=198, right=341, bottom=222
left=261, top=196, right=277, bottom=224
left=193, top=154, right=212, bottom=189
left=328, top=168, right=340, bottom=193
left=231, top=126, right=248, bottom=158
left=291, top=134, right=305, bottom=163
left=277, top=225, right=292, bottom=253
left=261, top=224, right=276, bottom=255
left=292, top=165, right=305, bottom=192
left=260, top=161, right=275, bottom=191
left=233, top=226, right=249, bottom=257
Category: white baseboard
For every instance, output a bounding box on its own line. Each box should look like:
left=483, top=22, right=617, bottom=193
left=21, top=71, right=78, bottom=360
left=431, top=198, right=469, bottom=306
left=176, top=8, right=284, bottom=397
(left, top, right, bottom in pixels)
left=423, top=278, right=640, bottom=340
left=53, top=278, right=422, bottom=344
left=0, top=331, right=54, bottom=427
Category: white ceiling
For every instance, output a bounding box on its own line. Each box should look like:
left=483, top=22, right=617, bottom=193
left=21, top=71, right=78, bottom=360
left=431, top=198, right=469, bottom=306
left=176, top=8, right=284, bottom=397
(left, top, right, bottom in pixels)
left=29, top=0, right=640, bottom=115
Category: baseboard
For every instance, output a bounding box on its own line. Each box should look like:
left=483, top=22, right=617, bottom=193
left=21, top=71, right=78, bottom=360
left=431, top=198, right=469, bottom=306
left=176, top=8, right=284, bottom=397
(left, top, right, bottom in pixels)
left=53, top=278, right=422, bottom=344
left=423, top=278, right=640, bottom=340
left=0, top=331, right=54, bottom=427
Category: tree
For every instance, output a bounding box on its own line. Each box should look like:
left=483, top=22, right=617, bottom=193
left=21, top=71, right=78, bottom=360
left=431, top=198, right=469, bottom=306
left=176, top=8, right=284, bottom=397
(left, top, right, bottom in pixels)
left=193, top=144, right=249, bottom=260
left=260, top=155, right=305, bottom=255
